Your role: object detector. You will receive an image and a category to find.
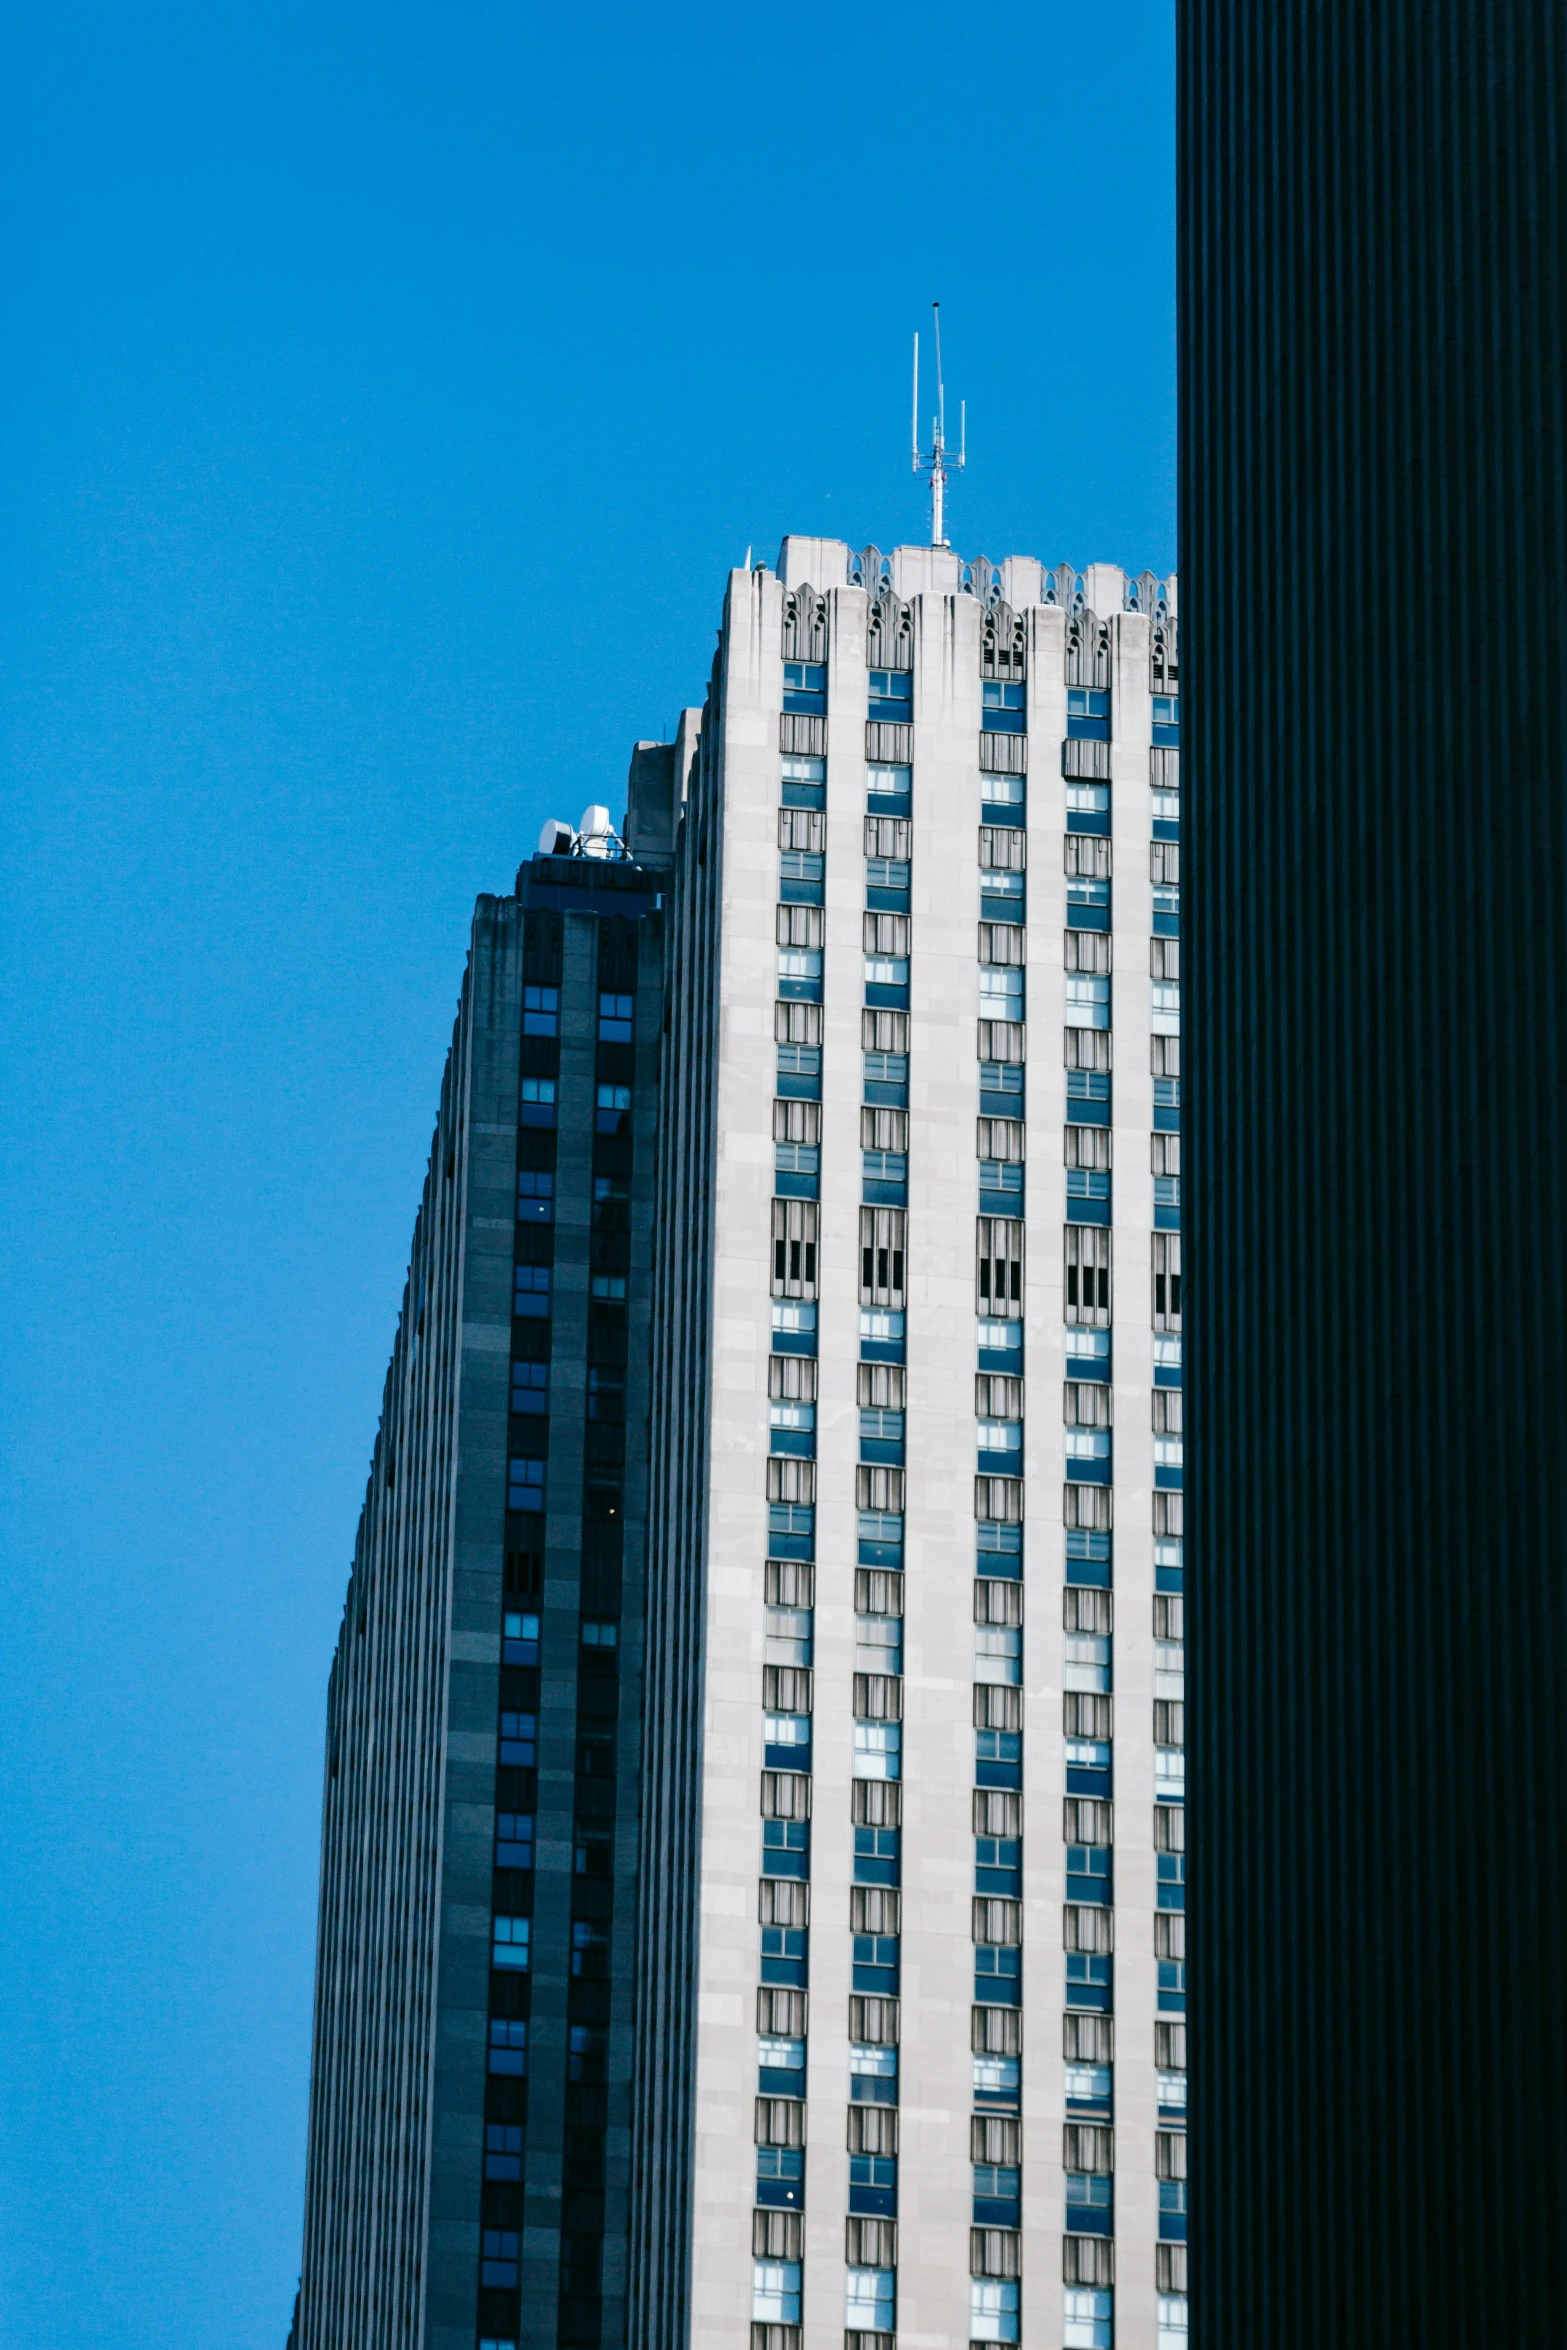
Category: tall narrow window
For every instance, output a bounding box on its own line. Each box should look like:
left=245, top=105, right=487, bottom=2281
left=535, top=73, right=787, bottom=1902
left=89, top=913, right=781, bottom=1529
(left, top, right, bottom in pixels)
left=976, top=1218, right=1025, bottom=1318
left=771, top=1200, right=819, bottom=1300
left=1065, top=1228, right=1112, bottom=1327
left=1153, top=1234, right=1182, bottom=1331
left=859, top=1208, right=907, bottom=1308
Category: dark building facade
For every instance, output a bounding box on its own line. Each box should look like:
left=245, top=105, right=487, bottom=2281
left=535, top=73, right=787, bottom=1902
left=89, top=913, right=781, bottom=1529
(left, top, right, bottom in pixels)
left=1181, top=6, right=1567, bottom=2344
left=295, top=804, right=672, bottom=2350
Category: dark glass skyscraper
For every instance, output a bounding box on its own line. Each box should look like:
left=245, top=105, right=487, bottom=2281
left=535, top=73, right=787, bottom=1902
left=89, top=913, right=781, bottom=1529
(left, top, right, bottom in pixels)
left=294, top=795, right=674, bottom=2350
left=1182, top=6, right=1567, bottom=2343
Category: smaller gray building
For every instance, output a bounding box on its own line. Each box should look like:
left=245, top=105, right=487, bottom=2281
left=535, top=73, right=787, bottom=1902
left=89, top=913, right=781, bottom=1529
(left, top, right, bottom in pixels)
left=294, top=781, right=673, bottom=2350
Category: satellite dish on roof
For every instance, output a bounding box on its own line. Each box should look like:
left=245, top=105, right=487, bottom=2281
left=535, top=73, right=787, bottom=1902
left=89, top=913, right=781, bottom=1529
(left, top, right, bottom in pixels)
left=538, top=818, right=575, bottom=856
left=577, top=805, right=619, bottom=860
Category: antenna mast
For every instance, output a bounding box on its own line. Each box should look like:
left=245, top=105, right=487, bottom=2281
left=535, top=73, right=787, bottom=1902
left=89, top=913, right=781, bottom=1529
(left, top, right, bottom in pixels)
left=911, top=301, right=965, bottom=548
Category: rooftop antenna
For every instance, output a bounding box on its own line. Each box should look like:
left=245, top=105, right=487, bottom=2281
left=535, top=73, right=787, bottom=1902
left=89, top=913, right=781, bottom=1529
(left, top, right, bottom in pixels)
left=911, top=301, right=965, bottom=548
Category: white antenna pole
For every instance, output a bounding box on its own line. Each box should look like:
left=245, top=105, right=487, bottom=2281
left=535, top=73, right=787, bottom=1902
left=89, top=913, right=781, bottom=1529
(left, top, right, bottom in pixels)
left=911, top=332, right=920, bottom=463
left=911, top=301, right=964, bottom=549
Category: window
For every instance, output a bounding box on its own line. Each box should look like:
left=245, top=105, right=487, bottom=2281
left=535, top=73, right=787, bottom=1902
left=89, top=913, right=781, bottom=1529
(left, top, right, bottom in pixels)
left=854, top=1722, right=901, bottom=1781
left=979, top=1060, right=1025, bottom=1118
left=974, top=1941, right=1021, bottom=2003
left=763, top=1817, right=810, bottom=1877
left=516, top=1169, right=553, bottom=1223
left=514, top=1266, right=551, bottom=1325
left=977, top=1164, right=1024, bottom=1217
left=847, top=2269, right=897, bottom=2331
left=770, top=1398, right=816, bottom=1455
left=494, top=1809, right=534, bottom=1868
left=1068, top=1844, right=1112, bottom=1905
left=1153, top=1033, right=1180, bottom=1121
left=1065, top=2287, right=1115, bottom=2349
left=777, top=903, right=824, bottom=997
left=765, top=1713, right=812, bottom=1764
left=1067, top=686, right=1111, bottom=739
left=866, top=762, right=912, bottom=813
left=781, top=753, right=826, bottom=810
left=972, top=2161, right=1021, bottom=2225
left=864, top=910, right=910, bottom=995
left=975, top=1727, right=1022, bottom=1791
left=1064, top=2063, right=1112, bottom=2106
left=975, top=1624, right=1022, bottom=1685
left=1066, top=1228, right=1111, bottom=1326
left=862, top=1151, right=907, bottom=1198
left=758, top=2027, right=807, bottom=2075
left=1152, top=694, right=1180, bottom=744
left=502, top=1611, right=539, bottom=1666
left=982, top=679, right=1027, bottom=734
left=492, top=1915, right=530, bottom=1971
left=1153, top=1234, right=1182, bottom=1330
left=849, top=2151, right=898, bottom=2214
left=976, top=1218, right=1024, bottom=1317
left=510, top=1360, right=548, bottom=1414
left=597, top=991, right=633, bottom=1041
left=499, top=1710, right=536, bottom=1766
left=982, top=769, right=1026, bottom=811
left=864, top=1050, right=909, bottom=1107
left=974, top=2049, right=1021, bottom=2103
left=566, top=2023, right=608, bottom=2084
left=1066, top=973, right=1110, bottom=1029
left=481, top=2230, right=520, bottom=2289
left=980, top=868, right=1025, bottom=926
left=853, top=1824, right=901, bottom=1885
left=488, top=2017, right=528, bottom=2077
left=849, top=2040, right=899, bottom=2094
left=571, top=1918, right=610, bottom=1979
left=780, top=848, right=824, bottom=902
left=523, top=983, right=559, bottom=1036
left=1157, top=2295, right=1190, bottom=2348
left=756, top=2143, right=805, bottom=2208
left=771, top=1301, right=818, bottom=1362
left=868, top=669, right=913, bottom=718
left=1064, top=1632, right=1111, bottom=1691
left=507, top=1457, right=545, bottom=1511
left=859, top=1405, right=905, bottom=1460
left=752, top=2259, right=803, bottom=2325
left=484, top=2120, right=525, bottom=2183
left=772, top=1200, right=819, bottom=1298
left=783, top=661, right=827, bottom=715
left=859, top=1207, right=907, bottom=1307
left=1065, top=2174, right=1114, bottom=2242
left=1064, top=1398, right=1110, bottom=1463
left=971, top=2277, right=1021, bottom=2344
left=866, top=855, right=911, bottom=895
left=777, top=1040, right=821, bottom=1097
left=980, top=964, right=1025, bottom=1015
left=852, top=1932, right=901, bottom=1992
left=974, top=1835, right=1021, bottom=1896
left=765, top=1605, right=813, bottom=1669
left=854, top=1609, right=903, bottom=1674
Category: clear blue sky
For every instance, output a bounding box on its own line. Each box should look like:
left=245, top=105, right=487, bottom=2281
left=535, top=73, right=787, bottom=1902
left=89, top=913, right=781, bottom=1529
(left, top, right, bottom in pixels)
left=0, top=5, right=1172, bottom=2341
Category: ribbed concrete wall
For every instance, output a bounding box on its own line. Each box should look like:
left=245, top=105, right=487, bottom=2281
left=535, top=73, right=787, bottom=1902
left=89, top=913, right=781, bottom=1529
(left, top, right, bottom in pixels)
left=1180, top=5, right=1567, bottom=2342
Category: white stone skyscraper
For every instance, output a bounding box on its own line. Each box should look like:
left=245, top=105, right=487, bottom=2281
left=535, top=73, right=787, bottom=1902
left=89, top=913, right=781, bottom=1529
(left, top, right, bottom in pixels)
left=628, top=537, right=1186, bottom=2350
